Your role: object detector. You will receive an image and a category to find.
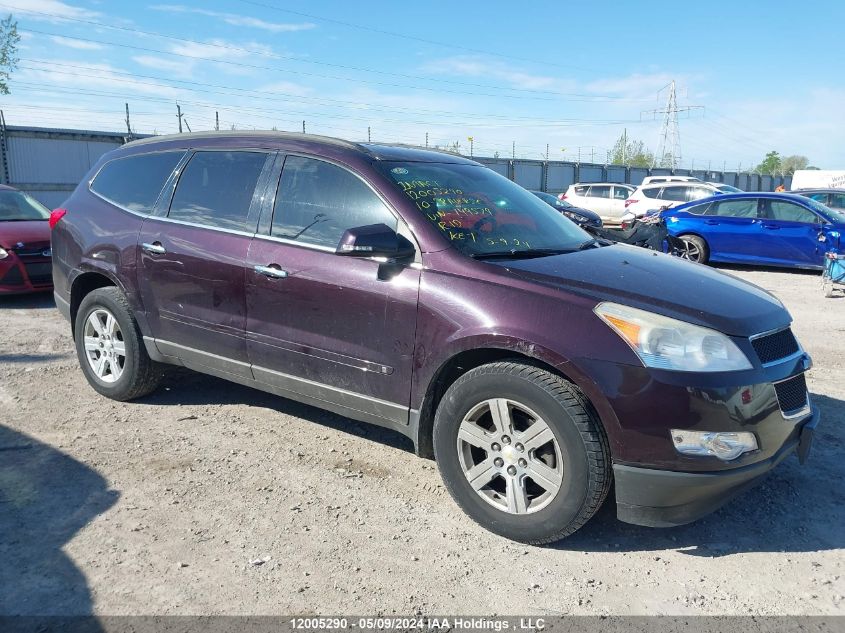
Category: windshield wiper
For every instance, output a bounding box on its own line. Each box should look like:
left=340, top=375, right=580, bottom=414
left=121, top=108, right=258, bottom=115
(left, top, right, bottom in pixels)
left=470, top=248, right=576, bottom=260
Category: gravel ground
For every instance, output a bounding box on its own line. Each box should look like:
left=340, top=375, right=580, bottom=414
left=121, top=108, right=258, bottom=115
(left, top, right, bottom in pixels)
left=0, top=265, right=843, bottom=616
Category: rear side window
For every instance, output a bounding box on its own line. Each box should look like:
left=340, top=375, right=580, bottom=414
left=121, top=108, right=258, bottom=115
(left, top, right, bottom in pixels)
left=659, top=186, right=689, bottom=202
left=588, top=185, right=611, bottom=198
left=168, top=151, right=268, bottom=231
left=271, top=156, right=396, bottom=249
left=709, top=199, right=759, bottom=218
left=687, top=186, right=714, bottom=202
left=612, top=186, right=629, bottom=200
left=91, top=151, right=183, bottom=214
left=829, top=193, right=845, bottom=209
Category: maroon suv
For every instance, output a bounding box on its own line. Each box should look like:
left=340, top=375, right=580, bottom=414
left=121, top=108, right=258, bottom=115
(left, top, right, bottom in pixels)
left=51, top=132, right=818, bottom=543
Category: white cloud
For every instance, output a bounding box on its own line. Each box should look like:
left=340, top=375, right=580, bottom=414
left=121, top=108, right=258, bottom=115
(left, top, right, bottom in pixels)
left=18, top=60, right=183, bottom=98
left=420, top=55, right=561, bottom=91
left=132, top=55, right=193, bottom=78
left=49, top=35, right=104, bottom=50
left=150, top=4, right=315, bottom=33
left=2, top=0, right=99, bottom=20
left=259, top=81, right=314, bottom=97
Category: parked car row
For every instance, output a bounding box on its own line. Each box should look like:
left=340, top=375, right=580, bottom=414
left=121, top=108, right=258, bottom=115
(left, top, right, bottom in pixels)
left=557, top=176, right=743, bottom=222
left=44, top=132, right=819, bottom=544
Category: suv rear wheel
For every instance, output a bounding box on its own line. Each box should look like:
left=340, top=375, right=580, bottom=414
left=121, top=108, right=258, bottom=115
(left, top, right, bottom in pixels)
left=74, top=287, right=162, bottom=401
left=433, top=361, right=610, bottom=544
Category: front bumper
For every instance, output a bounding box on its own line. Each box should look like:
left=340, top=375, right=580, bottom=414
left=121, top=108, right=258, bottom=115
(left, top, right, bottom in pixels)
left=614, top=406, right=819, bottom=527
left=0, top=252, right=53, bottom=295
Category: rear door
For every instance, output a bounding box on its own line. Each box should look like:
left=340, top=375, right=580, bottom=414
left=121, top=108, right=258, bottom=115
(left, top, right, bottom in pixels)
left=609, top=185, right=630, bottom=218
left=756, top=198, right=825, bottom=267
left=138, top=149, right=273, bottom=376
left=244, top=154, right=421, bottom=426
left=586, top=185, right=612, bottom=216
left=696, top=197, right=763, bottom=262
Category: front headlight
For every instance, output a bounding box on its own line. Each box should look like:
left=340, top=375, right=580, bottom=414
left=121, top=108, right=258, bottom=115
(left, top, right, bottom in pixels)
left=0, top=247, right=8, bottom=260
left=594, top=302, right=752, bottom=372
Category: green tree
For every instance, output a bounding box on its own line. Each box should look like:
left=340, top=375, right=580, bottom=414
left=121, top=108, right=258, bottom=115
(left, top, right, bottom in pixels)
left=779, top=155, right=809, bottom=176
left=0, top=14, right=19, bottom=95
left=610, top=132, right=653, bottom=167
left=756, top=150, right=782, bottom=175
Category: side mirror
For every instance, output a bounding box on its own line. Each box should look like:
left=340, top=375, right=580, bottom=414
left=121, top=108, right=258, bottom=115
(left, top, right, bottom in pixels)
left=336, top=223, right=415, bottom=260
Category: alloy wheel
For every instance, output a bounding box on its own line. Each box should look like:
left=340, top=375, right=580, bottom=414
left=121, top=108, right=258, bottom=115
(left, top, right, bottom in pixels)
left=681, top=239, right=701, bottom=262
left=83, top=308, right=126, bottom=383
left=456, top=398, right=563, bottom=514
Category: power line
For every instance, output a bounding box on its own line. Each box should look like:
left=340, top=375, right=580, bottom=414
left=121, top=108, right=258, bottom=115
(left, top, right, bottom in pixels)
left=232, top=0, right=615, bottom=75
left=16, top=58, right=650, bottom=125
left=13, top=24, right=645, bottom=103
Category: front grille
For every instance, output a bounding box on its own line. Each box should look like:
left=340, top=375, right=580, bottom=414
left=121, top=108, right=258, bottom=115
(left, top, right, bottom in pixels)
left=14, top=242, right=51, bottom=258
left=751, top=328, right=800, bottom=364
left=24, top=262, right=53, bottom=285
left=774, top=373, right=808, bottom=414
left=0, top=265, right=24, bottom=286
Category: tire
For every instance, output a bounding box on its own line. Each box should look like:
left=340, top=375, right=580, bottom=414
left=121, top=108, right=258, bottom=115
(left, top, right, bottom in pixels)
left=74, top=287, right=162, bottom=401
left=433, top=361, right=611, bottom=544
left=679, top=234, right=709, bottom=264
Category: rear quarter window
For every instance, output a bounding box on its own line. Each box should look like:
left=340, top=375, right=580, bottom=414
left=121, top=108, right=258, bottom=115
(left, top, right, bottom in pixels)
left=642, top=186, right=661, bottom=199
left=91, top=151, right=184, bottom=214
left=573, top=185, right=588, bottom=195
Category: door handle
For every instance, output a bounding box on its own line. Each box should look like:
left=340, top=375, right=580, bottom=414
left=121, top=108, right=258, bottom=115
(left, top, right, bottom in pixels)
left=704, top=219, right=719, bottom=225
left=254, top=264, right=288, bottom=279
left=142, top=241, right=166, bottom=255
left=762, top=224, right=780, bottom=230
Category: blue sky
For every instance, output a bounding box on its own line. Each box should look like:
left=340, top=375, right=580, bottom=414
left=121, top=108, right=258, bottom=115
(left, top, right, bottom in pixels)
left=5, top=0, right=844, bottom=168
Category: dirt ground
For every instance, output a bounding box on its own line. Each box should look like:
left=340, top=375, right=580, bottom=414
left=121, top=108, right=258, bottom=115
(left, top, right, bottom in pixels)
left=0, top=264, right=843, bottom=617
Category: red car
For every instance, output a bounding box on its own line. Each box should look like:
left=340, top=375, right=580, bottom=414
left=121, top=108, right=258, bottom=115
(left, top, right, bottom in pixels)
left=0, top=185, right=53, bottom=295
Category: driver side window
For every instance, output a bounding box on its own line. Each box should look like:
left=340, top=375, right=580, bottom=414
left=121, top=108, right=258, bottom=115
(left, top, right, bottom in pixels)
left=272, top=156, right=397, bottom=248
left=766, top=201, right=820, bottom=224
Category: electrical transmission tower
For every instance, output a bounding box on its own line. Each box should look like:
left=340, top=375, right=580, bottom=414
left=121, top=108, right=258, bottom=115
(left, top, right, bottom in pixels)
left=641, top=80, right=703, bottom=169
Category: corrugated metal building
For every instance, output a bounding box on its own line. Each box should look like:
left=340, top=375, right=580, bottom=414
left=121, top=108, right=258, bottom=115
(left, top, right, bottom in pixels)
left=0, top=123, right=790, bottom=208
left=0, top=125, right=132, bottom=208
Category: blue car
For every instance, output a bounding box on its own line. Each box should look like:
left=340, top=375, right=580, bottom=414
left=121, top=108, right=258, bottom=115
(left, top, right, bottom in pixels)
left=663, top=192, right=845, bottom=269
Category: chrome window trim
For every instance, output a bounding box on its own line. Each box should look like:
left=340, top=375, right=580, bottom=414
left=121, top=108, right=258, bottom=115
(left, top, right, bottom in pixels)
left=143, top=214, right=257, bottom=239
left=251, top=232, right=335, bottom=253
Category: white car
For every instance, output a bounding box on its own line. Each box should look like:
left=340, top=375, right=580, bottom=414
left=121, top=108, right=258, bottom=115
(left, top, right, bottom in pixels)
left=558, top=183, right=635, bottom=220
left=622, top=182, right=720, bottom=220
left=639, top=175, right=702, bottom=186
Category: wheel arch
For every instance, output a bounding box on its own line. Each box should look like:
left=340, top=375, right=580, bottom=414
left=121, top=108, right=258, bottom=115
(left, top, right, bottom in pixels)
left=411, top=345, right=616, bottom=460
left=69, top=270, right=120, bottom=337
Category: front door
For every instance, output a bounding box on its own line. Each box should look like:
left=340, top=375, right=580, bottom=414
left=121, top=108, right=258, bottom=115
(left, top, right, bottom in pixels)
left=699, top=197, right=763, bottom=263
left=245, top=154, right=420, bottom=426
left=138, top=150, right=272, bottom=375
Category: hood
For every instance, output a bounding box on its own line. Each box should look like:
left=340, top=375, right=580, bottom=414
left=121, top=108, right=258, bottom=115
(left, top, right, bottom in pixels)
left=0, top=220, right=51, bottom=249
left=494, top=244, right=789, bottom=337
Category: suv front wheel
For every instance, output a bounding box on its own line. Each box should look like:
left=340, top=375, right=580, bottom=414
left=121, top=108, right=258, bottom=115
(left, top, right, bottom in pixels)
left=433, top=361, right=611, bottom=544
left=74, top=287, right=162, bottom=401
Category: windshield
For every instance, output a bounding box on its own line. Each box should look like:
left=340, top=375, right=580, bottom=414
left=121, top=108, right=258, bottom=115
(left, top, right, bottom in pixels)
left=805, top=196, right=845, bottom=222
left=0, top=190, right=50, bottom=221
left=381, top=162, right=591, bottom=257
